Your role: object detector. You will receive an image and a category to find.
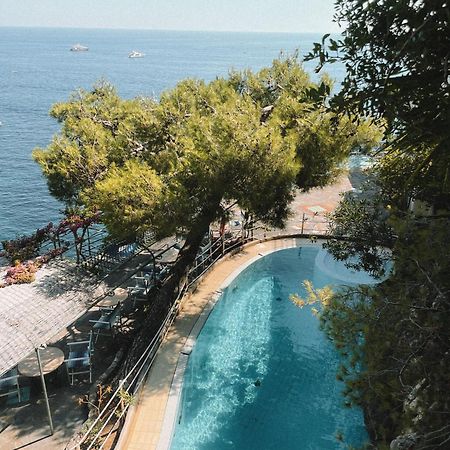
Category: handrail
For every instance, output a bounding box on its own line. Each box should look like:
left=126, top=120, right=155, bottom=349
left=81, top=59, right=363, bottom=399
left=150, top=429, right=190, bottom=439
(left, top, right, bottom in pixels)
left=69, top=237, right=244, bottom=449
left=68, top=214, right=331, bottom=449
left=68, top=281, right=187, bottom=450
left=16, top=224, right=108, bottom=262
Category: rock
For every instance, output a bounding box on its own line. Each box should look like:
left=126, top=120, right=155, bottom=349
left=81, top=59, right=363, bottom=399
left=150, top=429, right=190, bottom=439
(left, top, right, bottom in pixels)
left=390, top=433, right=418, bottom=450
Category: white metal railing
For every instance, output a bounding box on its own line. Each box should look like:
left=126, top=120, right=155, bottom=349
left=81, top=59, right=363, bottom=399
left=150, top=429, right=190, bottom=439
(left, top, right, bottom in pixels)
left=186, top=229, right=245, bottom=287
left=68, top=234, right=248, bottom=449
left=68, top=282, right=187, bottom=450
left=68, top=215, right=330, bottom=449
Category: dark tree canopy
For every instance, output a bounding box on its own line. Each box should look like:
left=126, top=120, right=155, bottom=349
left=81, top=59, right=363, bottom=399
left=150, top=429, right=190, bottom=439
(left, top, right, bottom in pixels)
left=33, top=56, right=381, bottom=349
left=308, top=0, right=450, bottom=208
left=33, top=56, right=381, bottom=396
left=312, top=1, right=450, bottom=141
left=320, top=219, right=450, bottom=450
left=306, top=2, right=450, bottom=448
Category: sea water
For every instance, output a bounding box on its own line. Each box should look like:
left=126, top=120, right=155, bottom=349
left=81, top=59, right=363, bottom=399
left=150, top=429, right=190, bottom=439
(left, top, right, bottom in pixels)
left=0, top=28, right=344, bottom=240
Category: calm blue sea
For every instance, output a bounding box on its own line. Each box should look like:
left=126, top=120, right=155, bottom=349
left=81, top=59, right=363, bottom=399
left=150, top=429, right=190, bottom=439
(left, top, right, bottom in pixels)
left=0, top=27, right=343, bottom=241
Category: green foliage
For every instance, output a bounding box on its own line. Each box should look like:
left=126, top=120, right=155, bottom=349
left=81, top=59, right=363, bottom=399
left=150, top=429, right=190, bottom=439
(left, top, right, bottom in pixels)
left=86, top=160, right=164, bottom=239
left=324, top=190, right=395, bottom=277
left=33, top=82, right=156, bottom=205
left=304, top=2, right=450, bottom=447
left=228, top=52, right=313, bottom=106
left=230, top=55, right=383, bottom=192
left=320, top=219, right=450, bottom=448
left=294, top=219, right=450, bottom=449
left=34, top=57, right=379, bottom=241
left=308, top=1, right=450, bottom=137
left=376, top=146, right=450, bottom=210
left=306, top=0, right=450, bottom=208
left=291, top=110, right=381, bottom=191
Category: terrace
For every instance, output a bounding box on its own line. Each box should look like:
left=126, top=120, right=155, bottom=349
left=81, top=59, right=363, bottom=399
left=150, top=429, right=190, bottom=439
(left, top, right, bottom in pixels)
left=0, top=172, right=358, bottom=449
left=0, top=232, right=181, bottom=449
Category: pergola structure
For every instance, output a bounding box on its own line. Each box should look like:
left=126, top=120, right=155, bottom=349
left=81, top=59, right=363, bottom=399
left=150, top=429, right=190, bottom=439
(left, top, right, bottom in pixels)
left=0, top=259, right=102, bottom=433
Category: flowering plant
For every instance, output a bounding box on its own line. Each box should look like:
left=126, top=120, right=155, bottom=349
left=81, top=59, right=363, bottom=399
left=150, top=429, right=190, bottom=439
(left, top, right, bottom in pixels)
left=59, top=211, right=100, bottom=264
left=1, top=211, right=100, bottom=286
left=1, top=223, right=53, bottom=262
left=0, top=247, right=69, bottom=288
left=4, top=260, right=39, bottom=285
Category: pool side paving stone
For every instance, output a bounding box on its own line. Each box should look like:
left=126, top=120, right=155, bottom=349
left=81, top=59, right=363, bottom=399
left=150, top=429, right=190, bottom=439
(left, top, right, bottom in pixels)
left=119, top=173, right=355, bottom=450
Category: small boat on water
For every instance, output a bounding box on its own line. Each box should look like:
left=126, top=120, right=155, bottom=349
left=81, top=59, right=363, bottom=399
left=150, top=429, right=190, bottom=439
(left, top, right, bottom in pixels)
left=70, top=43, right=89, bottom=52
left=128, top=50, right=145, bottom=58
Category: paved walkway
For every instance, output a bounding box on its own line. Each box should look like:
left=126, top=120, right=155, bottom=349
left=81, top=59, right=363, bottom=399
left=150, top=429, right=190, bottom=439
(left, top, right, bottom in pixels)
left=119, top=174, right=354, bottom=450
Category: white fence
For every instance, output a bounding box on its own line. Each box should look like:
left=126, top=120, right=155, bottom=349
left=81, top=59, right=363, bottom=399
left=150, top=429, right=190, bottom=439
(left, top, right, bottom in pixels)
left=68, top=220, right=330, bottom=449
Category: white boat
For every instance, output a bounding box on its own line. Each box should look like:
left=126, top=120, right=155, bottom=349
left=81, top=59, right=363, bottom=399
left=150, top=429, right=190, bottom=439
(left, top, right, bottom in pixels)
left=128, top=50, right=145, bottom=58
left=70, top=43, right=89, bottom=52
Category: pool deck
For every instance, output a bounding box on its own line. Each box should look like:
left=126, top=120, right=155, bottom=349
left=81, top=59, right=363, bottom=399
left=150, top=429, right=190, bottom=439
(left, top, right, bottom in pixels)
left=119, top=237, right=314, bottom=450
left=118, top=174, right=355, bottom=450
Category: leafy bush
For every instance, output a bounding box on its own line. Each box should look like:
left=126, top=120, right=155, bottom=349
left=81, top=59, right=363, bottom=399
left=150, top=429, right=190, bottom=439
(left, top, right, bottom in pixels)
left=1, top=223, right=54, bottom=263
left=4, top=261, right=39, bottom=285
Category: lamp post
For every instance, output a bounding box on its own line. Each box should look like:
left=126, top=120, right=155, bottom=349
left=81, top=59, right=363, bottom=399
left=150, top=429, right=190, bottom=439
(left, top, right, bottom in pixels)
left=35, top=346, right=54, bottom=435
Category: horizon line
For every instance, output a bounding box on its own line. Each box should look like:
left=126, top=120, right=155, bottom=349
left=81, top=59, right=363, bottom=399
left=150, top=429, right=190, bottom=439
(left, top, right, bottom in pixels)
left=0, top=24, right=339, bottom=35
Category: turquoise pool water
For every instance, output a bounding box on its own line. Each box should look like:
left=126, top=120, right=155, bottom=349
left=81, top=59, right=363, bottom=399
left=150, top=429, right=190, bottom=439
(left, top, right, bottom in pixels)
left=170, top=247, right=373, bottom=450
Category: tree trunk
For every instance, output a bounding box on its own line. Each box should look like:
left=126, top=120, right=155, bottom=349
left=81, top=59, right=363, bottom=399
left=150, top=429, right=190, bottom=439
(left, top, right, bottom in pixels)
left=121, top=201, right=220, bottom=376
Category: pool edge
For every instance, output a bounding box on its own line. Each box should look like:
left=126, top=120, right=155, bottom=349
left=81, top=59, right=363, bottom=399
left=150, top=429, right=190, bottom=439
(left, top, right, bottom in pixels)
left=157, top=237, right=317, bottom=450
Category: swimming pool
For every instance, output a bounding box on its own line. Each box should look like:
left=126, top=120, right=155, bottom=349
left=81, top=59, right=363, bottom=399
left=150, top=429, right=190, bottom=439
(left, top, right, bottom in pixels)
left=170, top=246, right=376, bottom=450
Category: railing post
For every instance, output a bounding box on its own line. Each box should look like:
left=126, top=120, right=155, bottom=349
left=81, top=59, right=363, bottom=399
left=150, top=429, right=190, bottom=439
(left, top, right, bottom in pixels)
left=87, top=227, right=92, bottom=257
